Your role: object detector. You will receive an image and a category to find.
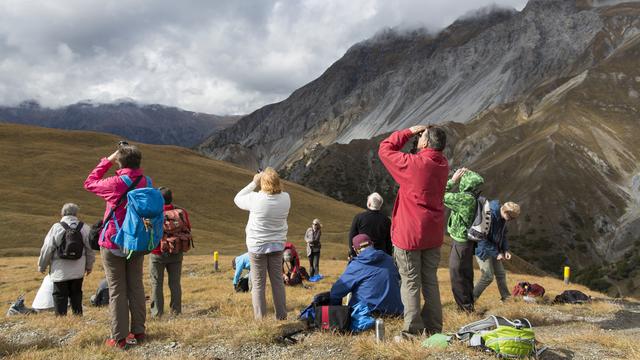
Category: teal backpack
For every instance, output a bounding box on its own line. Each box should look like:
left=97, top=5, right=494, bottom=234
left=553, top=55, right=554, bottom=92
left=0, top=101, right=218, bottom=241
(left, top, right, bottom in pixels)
left=113, top=175, right=164, bottom=258
left=456, top=315, right=540, bottom=358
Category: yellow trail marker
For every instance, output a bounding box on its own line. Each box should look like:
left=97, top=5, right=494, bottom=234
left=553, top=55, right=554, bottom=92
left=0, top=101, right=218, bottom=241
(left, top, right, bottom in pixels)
left=563, top=266, right=570, bottom=284
left=214, top=251, right=219, bottom=272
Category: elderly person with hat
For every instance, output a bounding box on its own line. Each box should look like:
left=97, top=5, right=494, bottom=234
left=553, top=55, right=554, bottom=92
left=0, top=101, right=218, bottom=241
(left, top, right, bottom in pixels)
left=329, top=234, right=403, bottom=316
left=304, top=218, right=322, bottom=277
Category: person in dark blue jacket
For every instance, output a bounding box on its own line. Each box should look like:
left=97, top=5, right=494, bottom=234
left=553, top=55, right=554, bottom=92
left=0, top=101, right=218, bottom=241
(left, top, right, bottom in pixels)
left=473, top=201, right=521, bottom=301
left=330, top=234, right=403, bottom=316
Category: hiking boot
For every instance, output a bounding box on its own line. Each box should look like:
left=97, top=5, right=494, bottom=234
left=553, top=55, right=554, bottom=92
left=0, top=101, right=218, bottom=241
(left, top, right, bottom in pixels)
left=126, top=332, right=145, bottom=345
left=105, top=338, right=127, bottom=350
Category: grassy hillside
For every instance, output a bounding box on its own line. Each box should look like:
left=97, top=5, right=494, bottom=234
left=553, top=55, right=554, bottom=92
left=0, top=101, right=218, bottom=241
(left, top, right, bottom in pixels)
left=1, top=255, right=637, bottom=359
left=0, top=123, right=543, bottom=276
left=0, top=123, right=365, bottom=259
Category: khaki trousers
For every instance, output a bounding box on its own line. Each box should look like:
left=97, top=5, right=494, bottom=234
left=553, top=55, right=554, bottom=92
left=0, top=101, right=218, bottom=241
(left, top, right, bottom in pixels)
left=101, top=248, right=146, bottom=341
left=394, top=245, right=443, bottom=334
left=149, top=253, right=183, bottom=317
left=473, top=256, right=511, bottom=301
left=249, top=251, right=287, bottom=320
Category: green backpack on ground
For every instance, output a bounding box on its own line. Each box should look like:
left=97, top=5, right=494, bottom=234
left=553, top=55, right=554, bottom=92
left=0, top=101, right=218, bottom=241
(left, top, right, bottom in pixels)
left=482, top=325, right=536, bottom=358
left=456, top=315, right=538, bottom=358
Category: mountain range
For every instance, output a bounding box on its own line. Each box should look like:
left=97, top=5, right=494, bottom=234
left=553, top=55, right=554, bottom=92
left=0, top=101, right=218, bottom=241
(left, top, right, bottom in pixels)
left=198, top=0, right=640, bottom=296
left=0, top=99, right=239, bottom=147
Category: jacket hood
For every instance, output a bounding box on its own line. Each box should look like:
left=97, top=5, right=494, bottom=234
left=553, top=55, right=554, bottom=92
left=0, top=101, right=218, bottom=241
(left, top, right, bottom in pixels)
left=354, top=247, right=387, bottom=265
left=459, top=171, right=484, bottom=193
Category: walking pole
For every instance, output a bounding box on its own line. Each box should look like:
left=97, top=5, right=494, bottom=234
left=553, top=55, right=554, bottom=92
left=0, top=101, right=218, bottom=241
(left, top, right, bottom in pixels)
left=214, top=251, right=219, bottom=272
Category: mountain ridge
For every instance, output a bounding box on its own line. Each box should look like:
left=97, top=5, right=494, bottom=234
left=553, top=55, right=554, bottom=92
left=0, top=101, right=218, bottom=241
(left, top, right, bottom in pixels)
left=0, top=100, right=240, bottom=147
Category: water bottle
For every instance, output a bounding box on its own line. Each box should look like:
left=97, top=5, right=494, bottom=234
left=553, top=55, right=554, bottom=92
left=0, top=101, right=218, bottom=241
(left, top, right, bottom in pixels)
left=375, top=318, right=385, bottom=343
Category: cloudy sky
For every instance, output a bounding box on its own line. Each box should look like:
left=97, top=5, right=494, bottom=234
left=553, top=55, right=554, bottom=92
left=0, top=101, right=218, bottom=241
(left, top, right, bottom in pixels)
left=0, top=0, right=526, bottom=115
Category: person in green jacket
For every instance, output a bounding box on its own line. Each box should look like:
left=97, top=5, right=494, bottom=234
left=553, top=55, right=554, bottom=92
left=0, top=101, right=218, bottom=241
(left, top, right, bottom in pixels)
left=444, top=168, right=484, bottom=312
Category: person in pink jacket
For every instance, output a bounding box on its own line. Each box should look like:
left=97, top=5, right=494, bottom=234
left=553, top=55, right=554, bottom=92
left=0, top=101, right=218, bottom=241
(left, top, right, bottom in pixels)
left=378, top=125, right=449, bottom=338
left=84, top=144, right=150, bottom=349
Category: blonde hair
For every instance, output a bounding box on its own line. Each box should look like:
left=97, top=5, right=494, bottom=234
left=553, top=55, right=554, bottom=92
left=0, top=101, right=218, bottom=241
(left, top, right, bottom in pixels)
left=501, top=202, right=521, bottom=219
left=260, top=167, right=282, bottom=195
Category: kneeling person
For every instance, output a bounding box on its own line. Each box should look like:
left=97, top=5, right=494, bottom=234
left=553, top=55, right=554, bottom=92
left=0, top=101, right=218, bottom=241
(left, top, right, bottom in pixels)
left=329, top=234, right=403, bottom=316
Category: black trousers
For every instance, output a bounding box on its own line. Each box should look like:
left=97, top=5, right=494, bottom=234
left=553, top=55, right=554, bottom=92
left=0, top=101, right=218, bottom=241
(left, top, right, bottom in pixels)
left=308, top=252, right=320, bottom=277
left=449, top=242, right=475, bottom=312
left=53, top=278, right=84, bottom=316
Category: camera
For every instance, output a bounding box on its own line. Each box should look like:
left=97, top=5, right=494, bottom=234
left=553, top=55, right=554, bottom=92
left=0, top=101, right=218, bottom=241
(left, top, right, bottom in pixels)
left=410, top=132, right=423, bottom=154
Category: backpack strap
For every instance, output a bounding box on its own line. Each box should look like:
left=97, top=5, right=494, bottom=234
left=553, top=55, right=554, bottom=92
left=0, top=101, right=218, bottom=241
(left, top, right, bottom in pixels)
left=59, top=222, right=70, bottom=230
left=120, top=175, right=133, bottom=187
left=145, top=176, right=152, bottom=188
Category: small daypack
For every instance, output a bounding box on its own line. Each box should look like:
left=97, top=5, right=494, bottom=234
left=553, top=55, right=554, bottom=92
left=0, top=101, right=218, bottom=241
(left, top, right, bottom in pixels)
left=457, top=315, right=537, bottom=358
left=57, top=222, right=85, bottom=260
left=512, top=282, right=546, bottom=297
left=113, top=175, right=164, bottom=258
left=554, top=290, right=590, bottom=304
left=314, top=305, right=351, bottom=332
left=467, top=196, right=492, bottom=242
left=161, top=208, right=193, bottom=254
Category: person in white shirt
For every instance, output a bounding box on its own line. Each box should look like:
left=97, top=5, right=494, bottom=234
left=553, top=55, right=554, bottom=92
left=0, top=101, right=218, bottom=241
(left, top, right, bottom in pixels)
left=234, top=167, right=290, bottom=320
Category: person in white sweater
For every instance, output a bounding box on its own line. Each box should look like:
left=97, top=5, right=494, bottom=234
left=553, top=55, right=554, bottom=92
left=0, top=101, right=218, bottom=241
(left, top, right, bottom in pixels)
left=234, top=167, right=290, bottom=320
left=38, top=203, right=95, bottom=316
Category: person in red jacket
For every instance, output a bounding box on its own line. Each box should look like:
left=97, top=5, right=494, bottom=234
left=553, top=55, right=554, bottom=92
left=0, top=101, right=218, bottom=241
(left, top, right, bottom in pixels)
left=149, top=187, right=192, bottom=317
left=84, top=144, right=150, bottom=349
left=378, top=125, right=449, bottom=337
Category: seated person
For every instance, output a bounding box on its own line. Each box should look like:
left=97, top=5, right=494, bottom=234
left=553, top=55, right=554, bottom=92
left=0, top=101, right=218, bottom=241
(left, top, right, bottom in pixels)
left=232, top=253, right=251, bottom=292
left=329, top=234, right=403, bottom=316
left=282, top=242, right=309, bottom=286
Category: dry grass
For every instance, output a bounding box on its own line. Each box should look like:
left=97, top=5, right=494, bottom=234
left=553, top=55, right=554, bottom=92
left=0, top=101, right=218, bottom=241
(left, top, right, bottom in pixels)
left=0, top=255, right=637, bottom=360
left=0, top=123, right=363, bottom=260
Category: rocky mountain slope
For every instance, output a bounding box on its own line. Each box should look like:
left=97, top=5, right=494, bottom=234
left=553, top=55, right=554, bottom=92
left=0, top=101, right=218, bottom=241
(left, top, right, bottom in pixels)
left=200, top=0, right=640, bottom=296
left=199, top=0, right=639, bottom=169
left=285, top=21, right=640, bottom=297
left=0, top=100, right=239, bottom=147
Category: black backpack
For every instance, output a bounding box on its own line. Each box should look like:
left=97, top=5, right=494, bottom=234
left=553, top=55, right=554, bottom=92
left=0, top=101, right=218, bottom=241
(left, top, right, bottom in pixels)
left=314, top=305, right=351, bottom=332
left=57, top=222, right=85, bottom=260
left=554, top=290, right=591, bottom=304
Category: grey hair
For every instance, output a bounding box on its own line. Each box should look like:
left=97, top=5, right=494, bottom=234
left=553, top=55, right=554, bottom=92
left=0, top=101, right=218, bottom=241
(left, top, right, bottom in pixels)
left=367, top=192, right=383, bottom=211
left=61, top=203, right=79, bottom=216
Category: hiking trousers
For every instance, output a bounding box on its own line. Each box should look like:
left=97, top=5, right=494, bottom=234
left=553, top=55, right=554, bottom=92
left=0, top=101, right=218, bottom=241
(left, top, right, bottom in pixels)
left=449, top=242, right=475, bottom=312
left=149, top=253, right=183, bottom=317
left=101, top=248, right=146, bottom=341
left=52, top=277, right=84, bottom=316
left=308, top=251, right=320, bottom=277
left=249, top=251, right=287, bottom=320
left=473, top=256, right=511, bottom=301
left=394, top=245, right=443, bottom=334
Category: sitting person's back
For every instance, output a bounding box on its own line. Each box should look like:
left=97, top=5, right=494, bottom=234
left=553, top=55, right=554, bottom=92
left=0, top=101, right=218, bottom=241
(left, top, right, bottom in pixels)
left=330, top=234, right=403, bottom=315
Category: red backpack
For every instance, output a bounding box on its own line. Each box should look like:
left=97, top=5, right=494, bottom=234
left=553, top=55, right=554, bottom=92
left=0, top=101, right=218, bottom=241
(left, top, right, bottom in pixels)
left=161, top=208, right=193, bottom=254
left=512, top=282, right=545, bottom=297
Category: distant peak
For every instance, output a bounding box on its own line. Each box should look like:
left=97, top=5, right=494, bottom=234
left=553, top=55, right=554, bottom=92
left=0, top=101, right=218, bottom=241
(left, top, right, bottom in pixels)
left=18, top=100, right=41, bottom=109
